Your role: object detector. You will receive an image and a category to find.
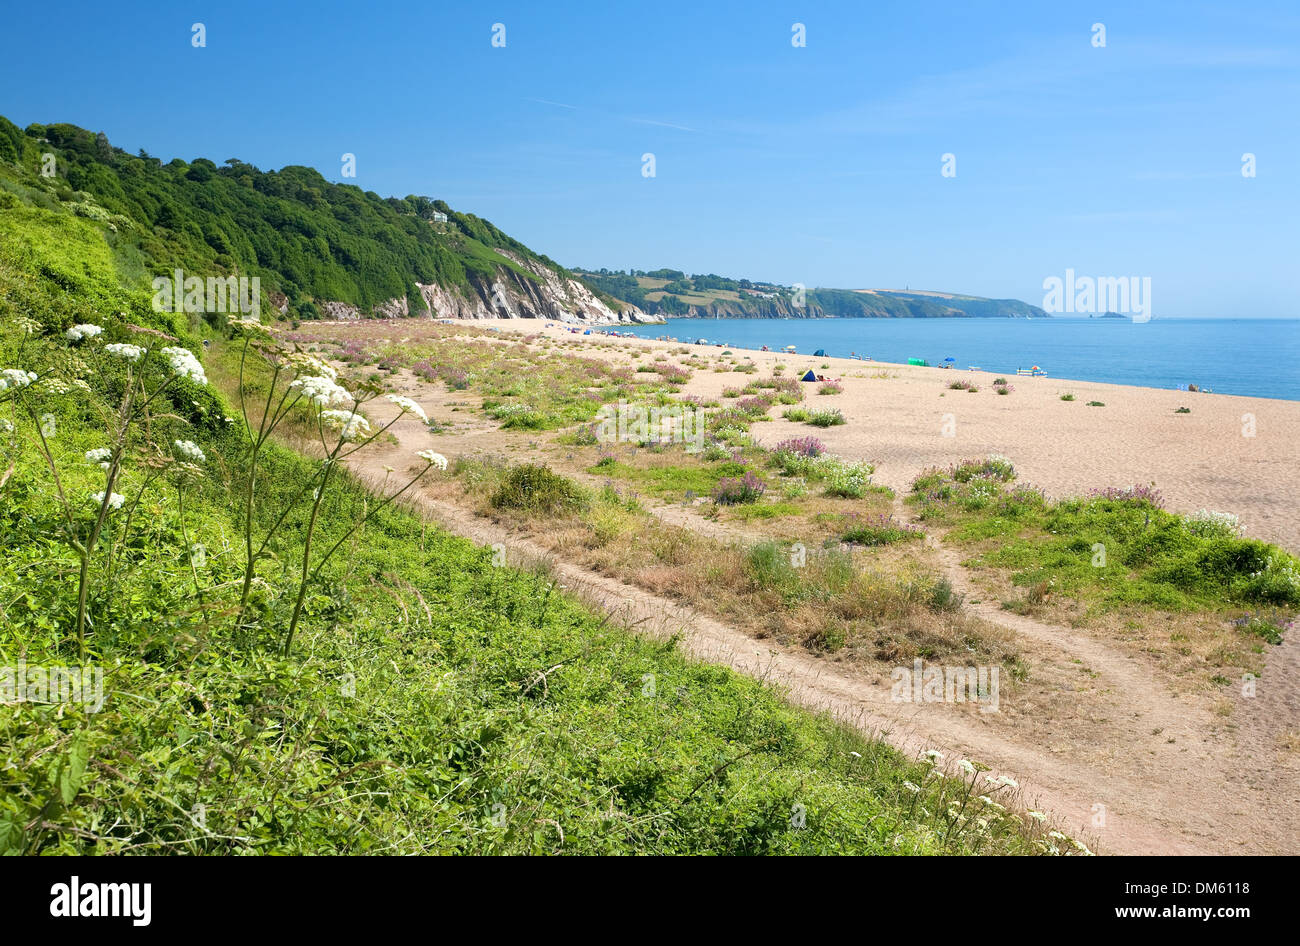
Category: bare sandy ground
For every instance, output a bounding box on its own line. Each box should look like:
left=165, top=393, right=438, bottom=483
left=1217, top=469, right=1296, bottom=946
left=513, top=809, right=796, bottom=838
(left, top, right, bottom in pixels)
left=478, top=318, right=1299, bottom=552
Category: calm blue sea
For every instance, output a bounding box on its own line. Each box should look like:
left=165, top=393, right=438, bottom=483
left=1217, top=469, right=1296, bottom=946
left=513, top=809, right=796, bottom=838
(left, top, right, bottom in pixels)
left=618, top=317, right=1300, bottom=401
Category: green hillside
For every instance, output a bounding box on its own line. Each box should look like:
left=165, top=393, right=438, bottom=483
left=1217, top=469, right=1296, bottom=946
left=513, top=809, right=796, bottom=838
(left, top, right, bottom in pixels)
left=0, top=115, right=624, bottom=321
left=576, top=268, right=1046, bottom=319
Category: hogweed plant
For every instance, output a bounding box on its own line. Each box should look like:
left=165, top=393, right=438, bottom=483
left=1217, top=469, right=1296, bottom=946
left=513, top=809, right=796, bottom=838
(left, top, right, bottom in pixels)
left=228, top=319, right=445, bottom=654
left=4, top=321, right=208, bottom=656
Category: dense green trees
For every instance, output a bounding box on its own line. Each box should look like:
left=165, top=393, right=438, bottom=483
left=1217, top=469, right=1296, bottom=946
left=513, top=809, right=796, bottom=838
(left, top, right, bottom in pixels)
left=0, top=115, right=562, bottom=320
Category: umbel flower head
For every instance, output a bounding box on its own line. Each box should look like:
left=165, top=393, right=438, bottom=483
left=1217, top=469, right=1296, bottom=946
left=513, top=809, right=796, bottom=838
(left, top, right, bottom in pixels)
left=286, top=353, right=337, bottom=380
left=160, top=347, right=207, bottom=385
left=321, top=409, right=371, bottom=441
left=292, top=375, right=352, bottom=408
left=85, top=447, right=112, bottom=469
left=0, top=369, right=38, bottom=392
left=417, top=450, right=449, bottom=470
left=173, top=440, right=206, bottom=463
left=385, top=394, right=428, bottom=423
left=104, top=343, right=146, bottom=363
left=65, top=324, right=104, bottom=343
left=92, top=491, right=125, bottom=510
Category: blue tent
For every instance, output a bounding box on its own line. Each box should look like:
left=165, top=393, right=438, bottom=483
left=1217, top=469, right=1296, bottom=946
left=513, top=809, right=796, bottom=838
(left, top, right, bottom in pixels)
left=813, top=349, right=826, bottom=357
left=801, top=369, right=818, bottom=382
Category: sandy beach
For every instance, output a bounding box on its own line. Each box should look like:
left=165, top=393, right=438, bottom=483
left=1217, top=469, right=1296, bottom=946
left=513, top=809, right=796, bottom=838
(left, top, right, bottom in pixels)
left=476, top=319, right=1299, bottom=553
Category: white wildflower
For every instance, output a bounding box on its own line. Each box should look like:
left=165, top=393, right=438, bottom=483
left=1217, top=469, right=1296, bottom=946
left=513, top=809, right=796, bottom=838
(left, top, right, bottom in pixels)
left=957, top=759, right=976, bottom=776
left=0, top=419, right=13, bottom=434
left=41, top=377, right=72, bottom=394
left=287, top=353, right=337, bottom=379
left=85, top=447, right=112, bottom=469
left=14, top=316, right=41, bottom=334
left=174, top=440, right=206, bottom=463
left=417, top=450, right=448, bottom=470
left=291, top=374, right=352, bottom=408
left=385, top=393, right=428, bottom=423
left=92, top=491, right=125, bottom=510
left=1027, top=809, right=1047, bottom=822
left=0, top=369, right=38, bottom=392
left=104, top=343, right=146, bottom=363
left=921, top=749, right=944, bottom=764
left=902, top=781, right=921, bottom=794
left=321, top=409, right=371, bottom=441
left=65, top=323, right=104, bottom=342
left=160, top=346, right=207, bottom=385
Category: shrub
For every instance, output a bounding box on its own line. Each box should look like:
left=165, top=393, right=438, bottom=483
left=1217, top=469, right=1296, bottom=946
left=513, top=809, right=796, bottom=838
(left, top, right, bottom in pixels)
left=948, top=380, right=976, bottom=391
left=1086, top=484, right=1163, bottom=509
left=807, top=408, right=846, bottom=428
left=735, top=395, right=774, bottom=416
left=993, top=377, right=1007, bottom=385
left=1060, top=393, right=1075, bottom=401
left=774, top=436, right=824, bottom=458
left=994, top=383, right=1013, bottom=395
left=952, top=455, right=1016, bottom=483
left=712, top=471, right=766, bottom=505
left=782, top=407, right=811, bottom=422
left=818, top=380, right=843, bottom=395
left=821, top=459, right=877, bottom=498
left=490, top=464, right=586, bottom=513
left=1175, top=406, right=1191, bottom=414
left=1087, top=401, right=1105, bottom=407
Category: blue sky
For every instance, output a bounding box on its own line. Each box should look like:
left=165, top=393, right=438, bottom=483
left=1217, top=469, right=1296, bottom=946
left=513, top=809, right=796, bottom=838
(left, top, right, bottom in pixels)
left=2, top=0, right=1297, bottom=316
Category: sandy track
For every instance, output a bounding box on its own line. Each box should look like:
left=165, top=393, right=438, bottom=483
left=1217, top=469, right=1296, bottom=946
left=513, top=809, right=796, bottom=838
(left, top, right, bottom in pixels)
left=343, top=391, right=1299, bottom=856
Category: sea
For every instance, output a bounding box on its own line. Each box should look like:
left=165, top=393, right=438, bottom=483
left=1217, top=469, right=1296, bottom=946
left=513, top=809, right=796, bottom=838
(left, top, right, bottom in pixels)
left=617, top=317, right=1300, bottom=401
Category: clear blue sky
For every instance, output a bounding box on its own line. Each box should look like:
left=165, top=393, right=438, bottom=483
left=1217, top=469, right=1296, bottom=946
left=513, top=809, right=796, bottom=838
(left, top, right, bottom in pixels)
left=2, top=0, right=1297, bottom=316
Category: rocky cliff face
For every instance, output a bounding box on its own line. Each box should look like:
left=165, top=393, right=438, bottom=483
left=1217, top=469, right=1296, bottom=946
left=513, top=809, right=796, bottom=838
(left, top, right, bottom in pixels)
left=316, top=252, right=654, bottom=325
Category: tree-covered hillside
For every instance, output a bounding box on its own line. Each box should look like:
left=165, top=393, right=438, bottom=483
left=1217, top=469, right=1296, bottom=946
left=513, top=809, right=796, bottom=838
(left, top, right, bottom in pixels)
left=575, top=268, right=1046, bottom=319
left=0, top=115, right=614, bottom=321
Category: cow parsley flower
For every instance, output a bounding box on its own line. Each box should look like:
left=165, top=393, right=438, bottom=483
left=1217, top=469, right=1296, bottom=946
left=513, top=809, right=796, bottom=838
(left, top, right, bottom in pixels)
left=291, top=375, right=352, bottom=408
left=92, top=491, right=125, bottom=510
left=957, top=759, right=976, bottom=776
left=160, top=346, right=207, bottom=385
left=417, top=450, right=448, bottom=470
left=0, top=419, right=13, bottom=434
left=174, top=440, right=206, bottom=463
left=287, top=353, right=337, bottom=379
left=65, top=324, right=104, bottom=342
left=85, top=447, right=112, bottom=469
left=104, top=343, right=146, bottom=363
left=321, top=409, right=371, bottom=441
left=0, top=369, right=37, bottom=392
left=385, top=393, right=428, bottom=423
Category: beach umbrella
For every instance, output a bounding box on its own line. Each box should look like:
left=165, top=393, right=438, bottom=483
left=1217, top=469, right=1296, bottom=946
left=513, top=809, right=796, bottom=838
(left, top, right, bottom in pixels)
left=944, top=356, right=955, bottom=363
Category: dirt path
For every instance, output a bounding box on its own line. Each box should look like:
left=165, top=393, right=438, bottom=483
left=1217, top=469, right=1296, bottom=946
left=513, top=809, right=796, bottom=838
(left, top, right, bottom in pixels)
left=343, top=394, right=1299, bottom=856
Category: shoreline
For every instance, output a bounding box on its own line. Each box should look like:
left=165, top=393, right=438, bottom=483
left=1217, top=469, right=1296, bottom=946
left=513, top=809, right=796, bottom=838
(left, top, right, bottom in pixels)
left=468, top=317, right=1300, bottom=552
